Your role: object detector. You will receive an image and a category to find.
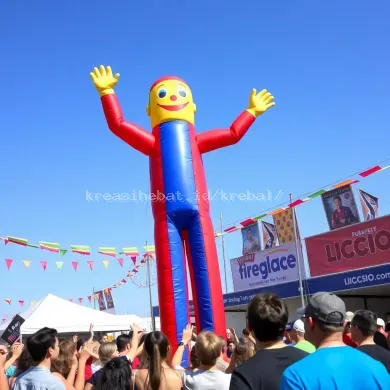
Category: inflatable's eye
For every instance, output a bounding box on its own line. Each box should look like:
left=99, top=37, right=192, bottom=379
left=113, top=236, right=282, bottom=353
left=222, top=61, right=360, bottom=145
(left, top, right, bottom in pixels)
left=158, top=88, right=167, bottom=98
left=178, top=88, right=187, bottom=98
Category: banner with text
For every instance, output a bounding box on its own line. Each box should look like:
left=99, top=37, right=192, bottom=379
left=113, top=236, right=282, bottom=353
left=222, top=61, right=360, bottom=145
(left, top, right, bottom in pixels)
left=103, top=289, right=116, bottom=314
left=230, top=241, right=302, bottom=292
left=242, top=223, right=261, bottom=254
left=321, top=184, right=360, bottom=231
left=306, top=214, right=390, bottom=277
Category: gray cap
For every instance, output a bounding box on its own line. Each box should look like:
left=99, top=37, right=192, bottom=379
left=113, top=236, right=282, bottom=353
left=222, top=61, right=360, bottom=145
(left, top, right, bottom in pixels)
left=297, top=292, right=346, bottom=325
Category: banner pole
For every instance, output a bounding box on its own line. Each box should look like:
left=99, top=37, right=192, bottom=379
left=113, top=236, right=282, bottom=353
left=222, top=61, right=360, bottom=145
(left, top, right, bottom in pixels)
left=290, top=193, right=306, bottom=308
left=146, top=240, right=155, bottom=331
left=93, top=287, right=96, bottom=310
left=220, top=213, right=228, bottom=294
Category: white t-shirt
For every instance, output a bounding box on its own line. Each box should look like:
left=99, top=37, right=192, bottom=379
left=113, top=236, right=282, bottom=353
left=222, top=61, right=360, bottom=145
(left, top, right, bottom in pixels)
left=184, top=369, right=231, bottom=390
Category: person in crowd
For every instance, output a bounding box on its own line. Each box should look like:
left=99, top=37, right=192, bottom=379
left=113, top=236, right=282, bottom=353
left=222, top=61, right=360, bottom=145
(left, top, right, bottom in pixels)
left=4, top=343, right=24, bottom=379
left=281, top=292, right=390, bottom=389
left=290, top=319, right=316, bottom=353
left=230, top=293, right=308, bottom=390
left=127, top=325, right=144, bottom=369
left=225, top=342, right=254, bottom=374
left=9, top=346, right=36, bottom=388
left=184, top=331, right=231, bottom=390
left=373, top=318, right=389, bottom=350
left=351, top=309, right=390, bottom=373
left=90, top=342, right=102, bottom=374
left=135, top=333, right=147, bottom=369
left=133, top=331, right=183, bottom=390
left=0, top=352, right=9, bottom=390
left=94, top=357, right=131, bottom=390
left=86, top=342, right=119, bottom=389
left=284, top=323, right=295, bottom=346
left=342, top=311, right=357, bottom=347
left=100, top=334, right=108, bottom=344
left=52, top=339, right=78, bottom=387
left=385, top=312, right=390, bottom=333
left=13, top=327, right=66, bottom=390
left=117, top=334, right=131, bottom=359
left=227, top=341, right=235, bottom=358
left=171, top=324, right=194, bottom=371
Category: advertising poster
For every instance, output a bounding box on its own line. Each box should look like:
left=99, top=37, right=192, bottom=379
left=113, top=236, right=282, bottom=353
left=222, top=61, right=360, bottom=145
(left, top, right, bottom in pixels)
left=321, top=184, right=360, bottom=231
left=230, top=241, right=303, bottom=292
left=305, top=215, right=390, bottom=277
left=273, top=209, right=300, bottom=245
left=262, top=221, right=277, bottom=249
left=103, top=289, right=116, bottom=314
left=241, top=222, right=261, bottom=255
left=96, top=290, right=107, bottom=311
left=358, top=189, right=379, bottom=221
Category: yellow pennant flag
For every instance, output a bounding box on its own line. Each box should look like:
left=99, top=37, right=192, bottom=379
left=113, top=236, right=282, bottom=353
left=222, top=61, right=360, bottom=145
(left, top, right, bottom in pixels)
left=23, top=260, right=31, bottom=268
left=102, top=260, right=109, bottom=269
left=30, top=300, right=36, bottom=306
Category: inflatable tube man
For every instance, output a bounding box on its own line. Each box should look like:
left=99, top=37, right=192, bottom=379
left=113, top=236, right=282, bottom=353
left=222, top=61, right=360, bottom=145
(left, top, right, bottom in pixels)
left=90, top=66, right=275, bottom=357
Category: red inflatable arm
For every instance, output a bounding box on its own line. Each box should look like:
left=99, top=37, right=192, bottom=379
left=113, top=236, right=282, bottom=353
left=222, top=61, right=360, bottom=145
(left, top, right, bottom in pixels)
left=101, top=94, right=155, bottom=155
left=196, top=110, right=256, bottom=154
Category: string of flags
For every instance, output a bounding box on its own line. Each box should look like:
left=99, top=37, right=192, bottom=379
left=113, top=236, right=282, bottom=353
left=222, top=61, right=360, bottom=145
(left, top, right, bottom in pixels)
left=0, top=237, right=155, bottom=259
left=215, top=163, right=390, bottom=236
left=1, top=253, right=154, bottom=314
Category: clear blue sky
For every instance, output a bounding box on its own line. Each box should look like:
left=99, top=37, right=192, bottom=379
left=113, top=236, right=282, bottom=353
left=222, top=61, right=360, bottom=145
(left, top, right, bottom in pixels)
left=1, top=0, right=390, bottom=319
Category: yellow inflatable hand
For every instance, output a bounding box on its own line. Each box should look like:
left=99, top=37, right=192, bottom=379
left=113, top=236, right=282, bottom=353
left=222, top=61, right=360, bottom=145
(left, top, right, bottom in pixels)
left=90, top=65, right=120, bottom=97
left=246, top=89, right=275, bottom=118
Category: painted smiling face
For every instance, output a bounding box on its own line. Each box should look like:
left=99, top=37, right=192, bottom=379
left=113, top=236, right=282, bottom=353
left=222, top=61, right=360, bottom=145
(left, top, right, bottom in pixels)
left=147, top=76, right=197, bottom=128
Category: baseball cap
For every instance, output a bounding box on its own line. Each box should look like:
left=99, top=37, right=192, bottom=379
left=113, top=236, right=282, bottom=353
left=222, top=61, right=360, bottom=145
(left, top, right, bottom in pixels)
left=377, top=318, right=385, bottom=327
left=297, top=292, right=346, bottom=325
left=345, top=311, right=354, bottom=322
left=285, top=322, right=293, bottom=331
left=293, top=319, right=305, bottom=333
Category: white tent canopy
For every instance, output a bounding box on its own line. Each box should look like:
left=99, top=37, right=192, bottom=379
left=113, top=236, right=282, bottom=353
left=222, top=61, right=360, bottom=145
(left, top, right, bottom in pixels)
left=0, top=294, right=142, bottom=335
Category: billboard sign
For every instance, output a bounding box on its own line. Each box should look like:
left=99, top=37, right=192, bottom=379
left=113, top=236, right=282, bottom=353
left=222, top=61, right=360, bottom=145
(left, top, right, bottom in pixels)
left=306, top=215, right=390, bottom=277
left=230, top=241, right=303, bottom=292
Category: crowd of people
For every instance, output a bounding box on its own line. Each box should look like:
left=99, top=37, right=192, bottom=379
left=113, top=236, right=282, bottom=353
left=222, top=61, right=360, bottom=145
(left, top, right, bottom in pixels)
left=1, top=292, right=390, bottom=389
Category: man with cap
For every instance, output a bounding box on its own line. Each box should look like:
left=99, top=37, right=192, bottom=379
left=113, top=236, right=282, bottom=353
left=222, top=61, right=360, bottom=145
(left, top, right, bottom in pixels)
left=374, top=318, right=389, bottom=350
left=281, top=292, right=390, bottom=389
left=290, top=319, right=315, bottom=353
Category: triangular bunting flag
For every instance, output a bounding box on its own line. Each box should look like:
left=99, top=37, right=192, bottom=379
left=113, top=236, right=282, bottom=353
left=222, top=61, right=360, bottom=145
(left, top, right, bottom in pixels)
left=7, top=236, right=28, bottom=246
left=40, top=261, right=48, bottom=271
left=30, top=300, right=36, bottom=306
left=18, top=300, right=24, bottom=307
left=72, top=262, right=78, bottom=271
left=4, top=299, right=11, bottom=305
left=78, top=298, right=83, bottom=303
left=121, top=279, right=127, bottom=283
left=123, top=247, right=139, bottom=256
left=117, top=258, right=124, bottom=267
left=132, top=268, right=138, bottom=273
left=5, top=258, right=13, bottom=270
left=102, top=260, right=109, bottom=269
left=71, top=245, right=90, bottom=255
left=69, top=299, right=73, bottom=303
left=56, top=261, right=64, bottom=270
left=144, top=245, right=155, bottom=253
left=60, top=249, right=67, bottom=257
left=131, top=256, right=137, bottom=265
left=88, top=296, right=92, bottom=303
left=39, top=241, right=60, bottom=253
left=22, top=260, right=31, bottom=268
left=87, top=261, right=94, bottom=270
left=98, top=247, right=116, bottom=257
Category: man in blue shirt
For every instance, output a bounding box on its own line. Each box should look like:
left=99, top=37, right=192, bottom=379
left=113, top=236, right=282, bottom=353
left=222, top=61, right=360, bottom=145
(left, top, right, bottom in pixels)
left=281, top=292, right=390, bottom=389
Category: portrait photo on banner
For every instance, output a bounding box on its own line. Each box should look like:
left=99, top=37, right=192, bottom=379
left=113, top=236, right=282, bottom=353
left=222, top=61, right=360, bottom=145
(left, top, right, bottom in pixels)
left=242, top=222, right=261, bottom=254
left=321, top=184, right=360, bottom=231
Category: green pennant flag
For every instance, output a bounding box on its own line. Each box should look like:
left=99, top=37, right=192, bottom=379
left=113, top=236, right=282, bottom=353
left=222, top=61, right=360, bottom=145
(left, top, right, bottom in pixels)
left=60, top=249, right=67, bottom=257
left=56, top=261, right=64, bottom=270
left=308, top=189, right=326, bottom=199
left=254, top=213, right=268, bottom=221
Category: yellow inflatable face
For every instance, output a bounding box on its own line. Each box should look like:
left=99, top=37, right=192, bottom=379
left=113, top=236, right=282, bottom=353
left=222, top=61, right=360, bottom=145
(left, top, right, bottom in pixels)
left=147, top=77, right=196, bottom=128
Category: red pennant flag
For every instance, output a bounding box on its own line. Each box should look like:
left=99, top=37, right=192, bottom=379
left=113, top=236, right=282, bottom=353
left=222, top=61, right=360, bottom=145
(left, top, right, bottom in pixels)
left=72, top=262, right=78, bottom=271
left=69, top=299, right=73, bottom=303
left=78, top=298, right=83, bottom=303
left=88, top=296, right=92, bottom=303
left=5, top=258, right=13, bottom=270
left=3, top=239, right=8, bottom=245
left=121, top=279, right=127, bottom=283
left=132, top=268, right=138, bottom=274
left=117, top=258, right=124, bottom=267
left=40, top=261, right=48, bottom=271
left=4, top=299, right=11, bottom=305
left=18, top=300, right=24, bottom=307
left=87, top=261, right=94, bottom=270
left=127, top=273, right=132, bottom=278
left=2, top=319, right=6, bottom=323
left=131, top=256, right=137, bottom=265
left=141, top=258, right=146, bottom=264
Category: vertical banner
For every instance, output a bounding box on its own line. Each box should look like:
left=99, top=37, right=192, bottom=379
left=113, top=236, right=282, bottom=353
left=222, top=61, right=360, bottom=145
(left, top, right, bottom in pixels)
left=242, top=223, right=261, bottom=254
left=96, top=290, right=107, bottom=311
left=358, top=189, right=379, bottom=221
left=321, top=185, right=360, bottom=231
left=262, top=221, right=277, bottom=249
left=103, top=289, right=116, bottom=314
left=273, top=209, right=299, bottom=245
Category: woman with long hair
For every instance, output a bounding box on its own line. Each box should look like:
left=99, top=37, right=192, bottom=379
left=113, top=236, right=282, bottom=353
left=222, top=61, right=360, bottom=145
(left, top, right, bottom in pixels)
left=52, top=339, right=78, bottom=381
left=225, top=342, right=254, bottom=374
left=9, top=347, right=35, bottom=388
left=133, top=331, right=183, bottom=390
left=95, top=357, right=131, bottom=390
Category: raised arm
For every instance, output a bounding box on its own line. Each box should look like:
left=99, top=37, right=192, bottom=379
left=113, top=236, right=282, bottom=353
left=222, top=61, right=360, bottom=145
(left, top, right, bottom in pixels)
left=90, top=66, right=155, bottom=156
left=196, top=88, right=275, bottom=154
